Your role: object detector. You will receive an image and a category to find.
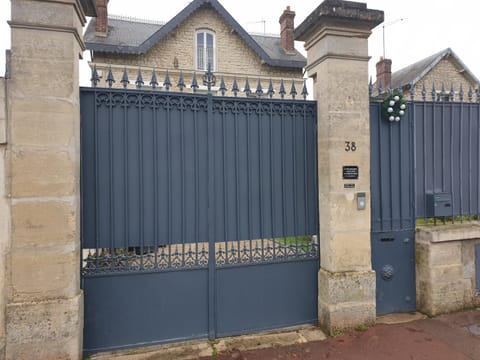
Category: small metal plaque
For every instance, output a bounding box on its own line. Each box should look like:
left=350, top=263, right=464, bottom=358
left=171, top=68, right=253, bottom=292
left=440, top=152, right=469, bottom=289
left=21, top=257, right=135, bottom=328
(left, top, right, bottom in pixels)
left=343, top=166, right=359, bottom=180
left=344, top=183, right=355, bottom=189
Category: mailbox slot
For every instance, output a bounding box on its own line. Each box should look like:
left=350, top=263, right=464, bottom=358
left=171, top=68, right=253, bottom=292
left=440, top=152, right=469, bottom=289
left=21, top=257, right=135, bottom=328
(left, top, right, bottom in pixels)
left=426, top=192, right=452, bottom=217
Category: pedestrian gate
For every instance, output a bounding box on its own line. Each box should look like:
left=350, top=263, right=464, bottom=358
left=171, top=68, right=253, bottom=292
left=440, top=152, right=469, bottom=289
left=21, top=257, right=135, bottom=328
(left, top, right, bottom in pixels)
left=80, top=86, right=319, bottom=354
left=370, top=100, right=416, bottom=315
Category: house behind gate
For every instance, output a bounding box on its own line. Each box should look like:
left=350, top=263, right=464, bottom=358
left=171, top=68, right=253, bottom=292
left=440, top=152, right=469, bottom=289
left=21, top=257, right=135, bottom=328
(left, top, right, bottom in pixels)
left=84, top=0, right=307, bottom=95
left=375, top=48, right=479, bottom=100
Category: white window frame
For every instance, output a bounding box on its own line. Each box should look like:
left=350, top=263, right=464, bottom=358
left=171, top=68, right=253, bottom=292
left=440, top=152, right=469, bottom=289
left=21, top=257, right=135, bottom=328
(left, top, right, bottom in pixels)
left=195, top=30, right=216, bottom=72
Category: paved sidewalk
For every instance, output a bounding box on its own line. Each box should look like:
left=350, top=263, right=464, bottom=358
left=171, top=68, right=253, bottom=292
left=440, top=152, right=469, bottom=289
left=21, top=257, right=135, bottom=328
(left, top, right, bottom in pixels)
left=201, top=310, right=480, bottom=360
left=91, top=309, right=480, bottom=360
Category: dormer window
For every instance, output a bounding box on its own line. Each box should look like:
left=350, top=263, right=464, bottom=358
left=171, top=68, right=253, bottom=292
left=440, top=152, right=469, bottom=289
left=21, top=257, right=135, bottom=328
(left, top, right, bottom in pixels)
left=196, top=31, right=215, bottom=71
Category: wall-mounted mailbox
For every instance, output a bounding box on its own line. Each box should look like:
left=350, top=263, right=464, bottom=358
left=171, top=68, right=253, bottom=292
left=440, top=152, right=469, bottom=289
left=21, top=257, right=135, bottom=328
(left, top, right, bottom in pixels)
left=426, top=192, right=452, bottom=217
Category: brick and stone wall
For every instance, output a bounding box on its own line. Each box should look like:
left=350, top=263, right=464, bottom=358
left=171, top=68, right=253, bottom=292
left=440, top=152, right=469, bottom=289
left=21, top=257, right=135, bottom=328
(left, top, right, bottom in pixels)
left=92, top=7, right=304, bottom=96
left=416, top=224, right=480, bottom=317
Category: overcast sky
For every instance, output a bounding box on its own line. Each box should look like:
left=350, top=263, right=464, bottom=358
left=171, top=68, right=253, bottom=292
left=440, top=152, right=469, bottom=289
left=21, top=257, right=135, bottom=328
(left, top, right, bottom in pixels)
left=1, top=0, right=480, bottom=87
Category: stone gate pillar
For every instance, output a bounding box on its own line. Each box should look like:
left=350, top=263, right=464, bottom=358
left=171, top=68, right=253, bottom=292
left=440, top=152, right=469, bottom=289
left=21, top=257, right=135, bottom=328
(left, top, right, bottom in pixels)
left=3, top=1, right=95, bottom=358
left=295, top=0, right=383, bottom=332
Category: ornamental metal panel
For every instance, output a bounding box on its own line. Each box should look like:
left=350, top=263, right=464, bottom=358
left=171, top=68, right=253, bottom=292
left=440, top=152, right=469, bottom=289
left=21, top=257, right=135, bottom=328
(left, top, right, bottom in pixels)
left=80, top=86, right=319, bottom=354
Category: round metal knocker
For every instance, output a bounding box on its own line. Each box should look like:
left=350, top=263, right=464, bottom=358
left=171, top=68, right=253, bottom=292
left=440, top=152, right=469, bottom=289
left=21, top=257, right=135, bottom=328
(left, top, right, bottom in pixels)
left=381, top=264, right=395, bottom=281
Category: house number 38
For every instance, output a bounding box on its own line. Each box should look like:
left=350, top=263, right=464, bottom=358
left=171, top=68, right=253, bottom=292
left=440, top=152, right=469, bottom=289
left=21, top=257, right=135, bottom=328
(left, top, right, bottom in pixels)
left=345, top=141, right=357, bottom=152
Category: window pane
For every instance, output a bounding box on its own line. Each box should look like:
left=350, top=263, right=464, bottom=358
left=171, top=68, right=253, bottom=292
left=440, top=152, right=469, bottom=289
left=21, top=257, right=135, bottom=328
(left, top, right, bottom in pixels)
left=196, top=31, right=215, bottom=71
left=197, top=46, right=204, bottom=70
left=207, top=47, right=214, bottom=69
left=206, top=33, right=213, bottom=48
left=197, top=32, right=204, bottom=47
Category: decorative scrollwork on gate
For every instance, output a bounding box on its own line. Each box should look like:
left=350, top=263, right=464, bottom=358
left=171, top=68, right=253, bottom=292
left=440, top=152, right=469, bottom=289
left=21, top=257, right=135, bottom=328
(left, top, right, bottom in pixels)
left=82, top=236, right=320, bottom=276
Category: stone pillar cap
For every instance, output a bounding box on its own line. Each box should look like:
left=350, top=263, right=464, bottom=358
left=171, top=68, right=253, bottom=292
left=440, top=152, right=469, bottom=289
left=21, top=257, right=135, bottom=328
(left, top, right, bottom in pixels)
left=295, top=0, right=384, bottom=41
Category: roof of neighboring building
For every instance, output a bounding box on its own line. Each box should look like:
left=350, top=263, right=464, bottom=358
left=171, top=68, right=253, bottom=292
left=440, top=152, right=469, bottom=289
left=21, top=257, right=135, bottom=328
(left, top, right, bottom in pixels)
left=84, top=0, right=306, bottom=69
left=391, top=48, right=480, bottom=88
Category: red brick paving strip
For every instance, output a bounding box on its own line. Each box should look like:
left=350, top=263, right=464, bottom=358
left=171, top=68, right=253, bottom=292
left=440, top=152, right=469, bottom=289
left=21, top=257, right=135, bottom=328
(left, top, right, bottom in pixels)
left=201, top=310, right=480, bottom=360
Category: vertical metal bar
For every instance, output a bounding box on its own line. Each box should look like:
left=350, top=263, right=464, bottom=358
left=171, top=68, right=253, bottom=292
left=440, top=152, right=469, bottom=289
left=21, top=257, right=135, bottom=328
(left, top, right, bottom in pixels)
left=234, top=101, right=241, bottom=259
left=269, top=103, right=276, bottom=260
left=181, top=96, right=185, bottom=266
left=180, top=98, right=186, bottom=267
left=246, top=102, right=252, bottom=261
left=459, top=101, right=464, bottom=221
left=109, top=92, right=115, bottom=271
left=477, top=101, right=480, bottom=221
left=409, top=99, right=416, bottom=229
left=258, top=100, right=264, bottom=260
left=167, top=95, right=172, bottom=267
left=432, top=99, right=436, bottom=226
left=138, top=94, right=144, bottom=269
left=423, top=99, right=427, bottom=223
left=389, top=119, right=393, bottom=230
left=281, top=103, right=287, bottom=248
left=153, top=95, right=159, bottom=268
left=124, top=92, right=130, bottom=270
left=450, top=102, right=455, bottom=222
left=468, top=101, right=472, bottom=220
left=221, top=100, right=229, bottom=264
left=94, top=89, right=100, bottom=272
left=207, top=93, right=216, bottom=339
left=292, top=103, right=298, bottom=256
left=194, top=96, right=200, bottom=266
left=440, top=100, right=446, bottom=224
left=303, top=103, right=309, bottom=249
left=399, top=102, right=404, bottom=228
left=376, top=103, right=384, bottom=231
left=441, top=100, right=445, bottom=191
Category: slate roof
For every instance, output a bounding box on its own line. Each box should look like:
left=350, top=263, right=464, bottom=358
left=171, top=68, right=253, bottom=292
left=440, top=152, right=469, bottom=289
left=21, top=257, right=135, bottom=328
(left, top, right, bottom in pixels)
left=390, top=48, right=479, bottom=88
left=84, top=0, right=306, bottom=69
left=85, top=17, right=163, bottom=52
left=250, top=35, right=306, bottom=66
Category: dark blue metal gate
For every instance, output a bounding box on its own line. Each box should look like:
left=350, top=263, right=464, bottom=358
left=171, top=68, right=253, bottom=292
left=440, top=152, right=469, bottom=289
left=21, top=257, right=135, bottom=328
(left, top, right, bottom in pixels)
left=371, top=85, right=480, bottom=315
left=370, top=97, right=416, bottom=316
left=80, top=78, right=319, bottom=354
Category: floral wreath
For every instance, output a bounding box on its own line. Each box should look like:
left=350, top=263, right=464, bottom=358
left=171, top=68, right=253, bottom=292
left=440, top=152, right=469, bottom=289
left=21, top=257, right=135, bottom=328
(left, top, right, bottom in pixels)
left=382, top=92, right=407, bottom=122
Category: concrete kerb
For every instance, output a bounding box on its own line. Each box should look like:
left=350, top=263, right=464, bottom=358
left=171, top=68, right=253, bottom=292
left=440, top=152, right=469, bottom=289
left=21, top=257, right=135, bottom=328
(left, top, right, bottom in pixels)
left=89, top=325, right=327, bottom=360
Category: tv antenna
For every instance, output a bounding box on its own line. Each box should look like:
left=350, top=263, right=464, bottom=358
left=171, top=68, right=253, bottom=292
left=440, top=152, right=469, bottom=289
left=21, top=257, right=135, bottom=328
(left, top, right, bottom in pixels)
left=247, top=20, right=266, bottom=35
left=382, top=18, right=405, bottom=58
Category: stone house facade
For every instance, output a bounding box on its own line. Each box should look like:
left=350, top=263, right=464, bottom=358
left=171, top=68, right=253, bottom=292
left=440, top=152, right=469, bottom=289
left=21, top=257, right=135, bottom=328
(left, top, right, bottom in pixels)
left=375, top=48, right=479, bottom=100
left=84, top=0, right=307, bottom=97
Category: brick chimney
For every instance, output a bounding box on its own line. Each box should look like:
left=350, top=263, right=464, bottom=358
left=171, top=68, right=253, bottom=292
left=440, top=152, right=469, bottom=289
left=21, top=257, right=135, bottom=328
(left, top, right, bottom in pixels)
left=376, top=57, right=392, bottom=88
left=95, top=0, right=109, bottom=36
left=279, top=6, right=296, bottom=53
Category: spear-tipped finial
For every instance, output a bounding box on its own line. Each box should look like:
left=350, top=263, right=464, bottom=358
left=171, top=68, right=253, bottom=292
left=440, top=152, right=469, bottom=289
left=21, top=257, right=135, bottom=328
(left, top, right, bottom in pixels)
left=91, top=65, right=100, bottom=87
left=106, top=66, right=115, bottom=88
